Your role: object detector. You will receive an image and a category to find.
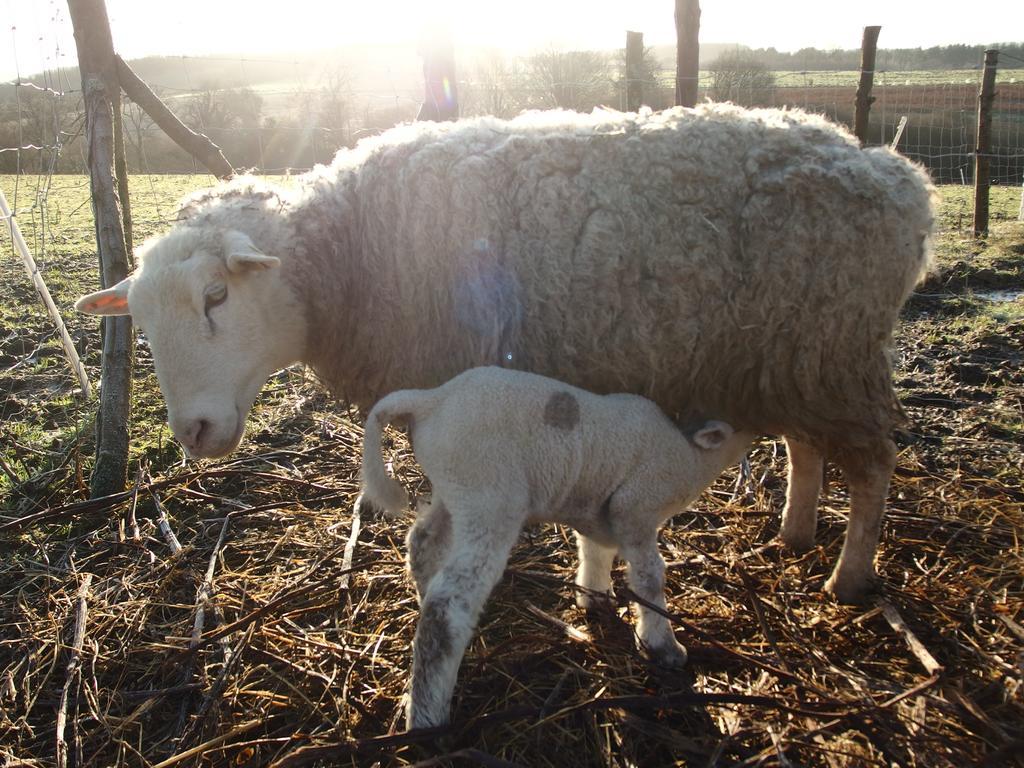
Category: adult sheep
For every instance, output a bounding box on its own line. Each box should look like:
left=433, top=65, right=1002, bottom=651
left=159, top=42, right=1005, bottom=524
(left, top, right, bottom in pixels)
left=75, top=104, right=935, bottom=603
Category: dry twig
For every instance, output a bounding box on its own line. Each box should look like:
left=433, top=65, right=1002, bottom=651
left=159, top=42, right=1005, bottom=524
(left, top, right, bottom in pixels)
left=150, top=487, right=182, bottom=556
left=54, top=573, right=92, bottom=768
left=878, top=599, right=944, bottom=676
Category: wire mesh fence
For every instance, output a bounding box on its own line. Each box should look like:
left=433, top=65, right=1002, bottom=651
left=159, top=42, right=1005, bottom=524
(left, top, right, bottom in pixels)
left=3, top=47, right=1024, bottom=182
left=715, top=69, right=1024, bottom=185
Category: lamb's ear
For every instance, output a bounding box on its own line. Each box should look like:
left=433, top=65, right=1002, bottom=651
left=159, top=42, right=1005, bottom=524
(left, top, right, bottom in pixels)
left=693, top=420, right=734, bottom=451
left=75, top=276, right=133, bottom=316
left=224, top=230, right=280, bottom=272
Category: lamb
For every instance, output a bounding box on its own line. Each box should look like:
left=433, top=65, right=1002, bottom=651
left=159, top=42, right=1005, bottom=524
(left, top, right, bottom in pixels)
left=74, top=103, right=937, bottom=603
left=359, top=366, right=754, bottom=728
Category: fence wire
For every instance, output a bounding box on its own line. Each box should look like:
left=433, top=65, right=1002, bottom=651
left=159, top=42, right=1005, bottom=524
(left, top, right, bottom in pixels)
left=3, top=47, right=1023, bottom=183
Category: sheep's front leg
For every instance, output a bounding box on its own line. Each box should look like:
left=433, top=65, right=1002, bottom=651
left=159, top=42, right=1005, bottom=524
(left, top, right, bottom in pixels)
left=575, top=533, right=616, bottom=609
left=406, top=501, right=452, bottom=600
left=779, top=437, right=823, bottom=552
left=618, top=537, right=687, bottom=668
left=407, top=508, right=522, bottom=730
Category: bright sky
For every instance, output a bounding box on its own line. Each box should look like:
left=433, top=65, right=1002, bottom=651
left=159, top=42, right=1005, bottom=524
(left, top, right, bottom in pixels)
left=3, top=0, right=1020, bottom=82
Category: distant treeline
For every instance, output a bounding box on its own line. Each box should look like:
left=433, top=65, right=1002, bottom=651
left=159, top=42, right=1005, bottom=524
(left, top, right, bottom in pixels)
left=724, top=42, right=1024, bottom=71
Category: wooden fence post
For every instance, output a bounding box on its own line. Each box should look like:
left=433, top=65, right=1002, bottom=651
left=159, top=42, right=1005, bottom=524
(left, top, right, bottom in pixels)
left=853, top=26, right=881, bottom=144
left=68, top=0, right=134, bottom=498
left=974, top=49, right=998, bottom=237
left=626, top=31, right=644, bottom=111
left=674, top=0, right=700, bottom=108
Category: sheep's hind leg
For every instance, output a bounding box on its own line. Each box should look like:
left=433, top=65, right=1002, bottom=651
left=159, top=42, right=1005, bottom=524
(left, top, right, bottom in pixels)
left=779, top=437, right=823, bottom=552
left=407, top=501, right=523, bottom=730
left=826, top=438, right=897, bottom=604
left=575, top=533, right=616, bottom=609
left=618, top=536, right=687, bottom=668
left=406, top=500, right=453, bottom=601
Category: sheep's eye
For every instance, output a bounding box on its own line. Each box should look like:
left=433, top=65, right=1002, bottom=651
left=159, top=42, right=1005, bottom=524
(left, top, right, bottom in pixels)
left=204, top=284, right=227, bottom=315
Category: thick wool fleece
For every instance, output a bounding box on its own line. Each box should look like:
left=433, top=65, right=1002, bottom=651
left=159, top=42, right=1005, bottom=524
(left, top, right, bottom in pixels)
left=180, top=104, right=936, bottom=456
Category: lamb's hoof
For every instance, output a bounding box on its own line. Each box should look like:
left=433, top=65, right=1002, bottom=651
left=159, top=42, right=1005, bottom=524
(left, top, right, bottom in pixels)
left=354, top=492, right=381, bottom=517
left=576, top=589, right=613, bottom=612
left=406, top=706, right=449, bottom=731
left=778, top=529, right=815, bottom=554
left=824, top=571, right=878, bottom=605
left=646, top=639, right=689, bottom=669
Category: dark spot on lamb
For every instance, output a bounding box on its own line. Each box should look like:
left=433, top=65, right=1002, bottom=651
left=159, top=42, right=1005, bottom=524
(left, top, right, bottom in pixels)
left=544, top=391, right=580, bottom=430
left=416, top=596, right=454, bottom=660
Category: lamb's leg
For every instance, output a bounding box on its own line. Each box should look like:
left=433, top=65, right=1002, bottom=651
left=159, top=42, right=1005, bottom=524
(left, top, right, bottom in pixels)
left=407, top=506, right=522, bottom=730
left=575, top=533, right=616, bottom=609
left=406, top=500, right=452, bottom=600
left=618, top=536, right=687, bottom=668
left=779, top=437, right=824, bottom=552
left=826, top=439, right=897, bottom=604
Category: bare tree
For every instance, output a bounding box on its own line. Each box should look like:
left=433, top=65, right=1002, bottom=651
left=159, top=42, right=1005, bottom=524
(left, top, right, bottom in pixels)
left=0, top=86, right=84, bottom=173
left=122, top=93, right=157, bottom=171
left=708, top=49, right=776, bottom=106
left=184, top=85, right=263, bottom=167
left=460, top=50, right=525, bottom=118
left=184, top=85, right=263, bottom=132
left=316, top=67, right=353, bottom=155
left=522, top=49, right=614, bottom=112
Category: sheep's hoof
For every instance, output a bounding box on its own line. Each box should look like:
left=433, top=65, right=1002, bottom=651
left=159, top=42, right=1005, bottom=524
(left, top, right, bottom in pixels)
left=823, top=570, right=878, bottom=605
left=646, top=639, right=688, bottom=669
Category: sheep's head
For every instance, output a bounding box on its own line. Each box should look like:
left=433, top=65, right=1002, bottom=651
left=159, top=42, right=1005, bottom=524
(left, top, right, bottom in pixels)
left=75, top=226, right=306, bottom=458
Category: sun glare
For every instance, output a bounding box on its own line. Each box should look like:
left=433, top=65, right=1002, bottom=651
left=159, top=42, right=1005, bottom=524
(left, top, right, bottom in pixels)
left=2, top=0, right=1020, bottom=83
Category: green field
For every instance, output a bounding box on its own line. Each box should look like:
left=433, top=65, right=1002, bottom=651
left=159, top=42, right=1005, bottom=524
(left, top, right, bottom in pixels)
left=760, top=68, right=1024, bottom=88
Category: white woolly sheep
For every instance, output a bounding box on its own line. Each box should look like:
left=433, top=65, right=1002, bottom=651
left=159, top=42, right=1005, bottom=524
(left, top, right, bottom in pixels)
left=359, top=366, right=754, bottom=728
left=74, top=103, right=936, bottom=603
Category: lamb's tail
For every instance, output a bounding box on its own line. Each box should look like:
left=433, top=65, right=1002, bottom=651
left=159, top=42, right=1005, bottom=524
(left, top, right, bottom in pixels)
left=359, top=388, right=438, bottom=518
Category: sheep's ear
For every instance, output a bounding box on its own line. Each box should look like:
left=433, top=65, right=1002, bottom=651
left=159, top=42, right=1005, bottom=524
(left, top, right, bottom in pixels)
left=75, top=276, right=133, bottom=315
left=693, top=420, right=734, bottom=451
left=224, top=230, right=280, bottom=272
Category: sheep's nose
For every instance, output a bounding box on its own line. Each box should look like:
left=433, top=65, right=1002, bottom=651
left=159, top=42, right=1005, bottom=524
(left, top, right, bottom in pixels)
left=179, top=418, right=210, bottom=455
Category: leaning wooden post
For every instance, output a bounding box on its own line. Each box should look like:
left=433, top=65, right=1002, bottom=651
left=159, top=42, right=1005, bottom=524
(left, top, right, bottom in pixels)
left=0, top=188, right=91, bottom=397
left=853, top=26, right=881, bottom=145
left=68, top=0, right=134, bottom=498
left=115, top=56, right=235, bottom=180
left=974, top=49, right=998, bottom=238
left=674, top=0, right=701, bottom=107
left=626, top=30, right=644, bottom=111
